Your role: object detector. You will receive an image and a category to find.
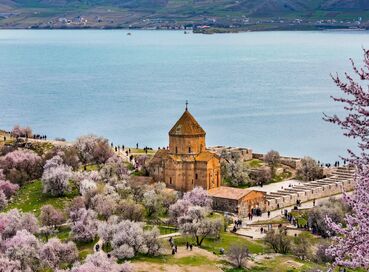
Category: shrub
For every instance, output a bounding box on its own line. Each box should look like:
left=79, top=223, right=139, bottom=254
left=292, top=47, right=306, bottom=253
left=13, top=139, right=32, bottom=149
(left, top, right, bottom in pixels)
left=0, top=149, right=43, bottom=185
left=41, top=156, right=73, bottom=196
left=297, top=157, right=323, bottom=181
left=264, top=228, right=291, bottom=254
left=74, top=135, right=113, bottom=165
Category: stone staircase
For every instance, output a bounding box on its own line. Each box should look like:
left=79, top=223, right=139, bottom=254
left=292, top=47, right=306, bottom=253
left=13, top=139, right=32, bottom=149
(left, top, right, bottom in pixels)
left=267, top=167, right=355, bottom=210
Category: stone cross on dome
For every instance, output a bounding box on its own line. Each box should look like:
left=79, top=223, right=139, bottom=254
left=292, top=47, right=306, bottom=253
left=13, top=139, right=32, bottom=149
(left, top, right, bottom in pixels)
left=185, top=100, right=188, bottom=111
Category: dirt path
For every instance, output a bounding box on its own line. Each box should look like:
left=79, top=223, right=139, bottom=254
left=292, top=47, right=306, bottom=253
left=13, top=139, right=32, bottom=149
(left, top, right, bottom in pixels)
left=131, top=246, right=223, bottom=272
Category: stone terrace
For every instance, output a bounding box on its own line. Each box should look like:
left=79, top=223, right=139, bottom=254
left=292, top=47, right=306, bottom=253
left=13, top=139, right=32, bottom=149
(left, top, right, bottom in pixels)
left=265, top=167, right=355, bottom=210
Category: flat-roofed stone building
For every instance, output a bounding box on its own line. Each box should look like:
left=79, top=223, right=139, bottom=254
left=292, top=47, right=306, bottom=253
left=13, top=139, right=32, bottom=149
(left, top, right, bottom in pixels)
left=208, top=186, right=267, bottom=216
left=148, top=106, right=221, bottom=191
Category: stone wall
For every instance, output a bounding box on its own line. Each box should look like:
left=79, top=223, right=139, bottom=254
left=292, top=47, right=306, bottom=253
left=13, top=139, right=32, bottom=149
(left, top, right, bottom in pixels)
left=212, top=197, right=239, bottom=214
left=209, top=146, right=253, bottom=161
left=169, top=135, right=205, bottom=155
left=266, top=169, right=355, bottom=211
left=252, top=153, right=302, bottom=169
left=239, top=191, right=267, bottom=217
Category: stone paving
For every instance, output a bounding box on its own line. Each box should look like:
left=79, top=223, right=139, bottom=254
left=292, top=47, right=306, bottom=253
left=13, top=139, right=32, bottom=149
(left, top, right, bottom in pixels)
left=234, top=191, right=353, bottom=239
left=261, top=167, right=355, bottom=211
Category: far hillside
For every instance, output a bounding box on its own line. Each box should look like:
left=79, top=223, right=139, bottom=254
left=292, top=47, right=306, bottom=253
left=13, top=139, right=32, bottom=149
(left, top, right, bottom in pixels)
left=1, top=0, right=369, bottom=30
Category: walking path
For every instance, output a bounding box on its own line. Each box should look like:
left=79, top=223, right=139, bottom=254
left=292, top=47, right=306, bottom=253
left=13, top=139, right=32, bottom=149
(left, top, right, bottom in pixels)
left=234, top=192, right=352, bottom=239
left=248, top=179, right=303, bottom=194
left=245, top=191, right=350, bottom=225
left=159, top=232, right=181, bottom=239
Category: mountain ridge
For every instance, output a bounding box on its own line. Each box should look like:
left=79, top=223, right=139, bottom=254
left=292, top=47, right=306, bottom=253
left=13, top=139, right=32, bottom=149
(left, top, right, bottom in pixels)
left=1, top=0, right=369, bottom=30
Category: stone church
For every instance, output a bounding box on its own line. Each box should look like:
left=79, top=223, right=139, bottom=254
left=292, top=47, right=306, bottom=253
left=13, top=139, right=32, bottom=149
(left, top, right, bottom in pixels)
left=148, top=106, right=221, bottom=191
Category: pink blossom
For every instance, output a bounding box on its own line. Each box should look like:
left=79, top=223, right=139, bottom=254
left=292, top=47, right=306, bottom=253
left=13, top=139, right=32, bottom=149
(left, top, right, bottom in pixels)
left=74, top=135, right=113, bottom=164
left=0, top=149, right=42, bottom=185
left=0, top=255, right=22, bottom=272
left=183, top=187, right=212, bottom=208
left=40, top=238, right=78, bottom=269
left=0, top=179, right=19, bottom=198
left=42, top=155, right=73, bottom=196
left=324, top=49, right=369, bottom=268
left=0, top=209, right=39, bottom=240
left=4, top=230, right=40, bottom=271
left=68, top=252, right=133, bottom=272
left=11, top=125, right=32, bottom=138
left=71, top=208, right=98, bottom=242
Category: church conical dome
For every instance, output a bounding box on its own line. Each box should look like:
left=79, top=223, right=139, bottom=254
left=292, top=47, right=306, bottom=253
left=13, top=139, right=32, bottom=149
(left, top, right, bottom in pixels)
left=169, top=109, right=206, bottom=137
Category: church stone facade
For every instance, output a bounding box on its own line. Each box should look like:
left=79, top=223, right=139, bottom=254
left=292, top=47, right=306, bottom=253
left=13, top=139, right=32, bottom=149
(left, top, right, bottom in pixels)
left=148, top=108, right=221, bottom=192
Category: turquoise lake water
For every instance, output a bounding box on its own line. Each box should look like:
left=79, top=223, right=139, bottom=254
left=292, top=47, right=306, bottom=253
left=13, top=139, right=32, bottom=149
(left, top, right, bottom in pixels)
left=0, top=30, right=368, bottom=162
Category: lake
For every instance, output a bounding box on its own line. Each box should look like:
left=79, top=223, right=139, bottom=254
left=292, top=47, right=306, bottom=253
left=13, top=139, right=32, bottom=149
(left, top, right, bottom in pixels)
left=0, top=30, right=367, bottom=163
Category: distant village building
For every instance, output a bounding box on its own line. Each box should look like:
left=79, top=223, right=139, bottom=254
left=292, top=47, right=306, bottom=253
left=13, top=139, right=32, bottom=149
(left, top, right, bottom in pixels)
left=148, top=105, right=221, bottom=191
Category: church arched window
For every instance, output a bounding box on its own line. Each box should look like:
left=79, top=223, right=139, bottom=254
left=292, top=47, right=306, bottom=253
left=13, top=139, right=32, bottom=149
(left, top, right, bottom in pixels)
left=188, top=147, right=191, bottom=153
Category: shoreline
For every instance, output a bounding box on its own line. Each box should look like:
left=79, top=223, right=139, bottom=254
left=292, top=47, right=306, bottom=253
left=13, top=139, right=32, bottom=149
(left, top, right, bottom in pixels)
left=0, top=26, right=367, bottom=33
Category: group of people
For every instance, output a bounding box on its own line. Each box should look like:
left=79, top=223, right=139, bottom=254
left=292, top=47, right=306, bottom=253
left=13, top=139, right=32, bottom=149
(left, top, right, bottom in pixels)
left=168, top=237, right=193, bottom=255
left=247, top=207, right=262, bottom=221
left=185, top=242, right=193, bottom=251
left=232, top=218, right=243, bottom=232
left=284, top=210, right=309, bottom=230
left=32, top=134, right=47, bottom=140
left=317, top=160, right=346, bottom=168
left=168, top=237, right=178, bottom=255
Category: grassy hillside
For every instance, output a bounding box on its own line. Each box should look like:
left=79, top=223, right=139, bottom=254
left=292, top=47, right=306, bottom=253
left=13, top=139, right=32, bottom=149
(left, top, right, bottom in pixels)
left=1, top=0, right=369, bottom=29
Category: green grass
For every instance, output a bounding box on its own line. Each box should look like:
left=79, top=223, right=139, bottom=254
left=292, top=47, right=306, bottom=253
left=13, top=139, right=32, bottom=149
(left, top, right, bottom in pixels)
left=130, top=148, right=156, bottom=154
left=248, top=255, right=325, bottom=272
left=158, top=226, right=178, bottom=235
left=270, top=171, right=292, bottom=183
left=5, top=180, right=78, bottom=216
left=289, top=210, right=309, bottom=228
left=132, top=254, right=214, bottom=266
left=175, top=232, right=267, bottom=255
left=245, top=159, right=263, bottom=169
left=76, top=239, right=98, bottom=260
left=144, top=225, right=178, bottom=235
left=79, top=164, right=100, bottom=171
left=55, top=226, right=71, bottom=241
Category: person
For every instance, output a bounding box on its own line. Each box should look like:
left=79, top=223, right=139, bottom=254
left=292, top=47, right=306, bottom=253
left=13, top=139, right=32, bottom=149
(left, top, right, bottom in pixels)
left=260, top=227, right=263, bottom=234
left=189, top=244, right=193, bottom=251
left=136, top=143, right=138, bottom=149
left=313, top=199, right=316, bottom=207
left=107, top=253, right=111, bottom=258
left=175, top=245, right=178, bottom=253
left=95, top=244, right=100, bottom=252
left=186, top=242, right=189, bottom=250
left=267, top=210, right=270, bottom=218
left=232, top=225, right=237, bottom=232
left=172, top=247, right=175, bottom=255
left=219, top=248, right=224, bottom=255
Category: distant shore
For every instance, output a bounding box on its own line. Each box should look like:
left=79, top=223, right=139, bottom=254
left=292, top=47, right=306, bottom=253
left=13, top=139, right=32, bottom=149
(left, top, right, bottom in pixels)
left=0, top=25, right=367, bottom=33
